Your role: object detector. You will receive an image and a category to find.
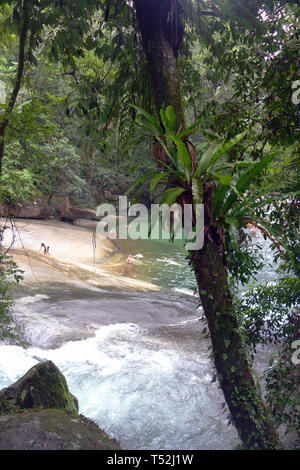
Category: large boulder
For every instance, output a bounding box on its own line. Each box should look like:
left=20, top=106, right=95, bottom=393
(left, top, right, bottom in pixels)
left=49, top=194, right=72, bottom=217
left=0, top=196, right=50, bottom=219
left=50, top=195, right=99, bottom=221
left=0, top=410, right=120, bottom=450
left=0, top=361, right=121, bottom=450
left=0, top=361, right=78, bottom=413
left=67, top=206, right=99, bottom=221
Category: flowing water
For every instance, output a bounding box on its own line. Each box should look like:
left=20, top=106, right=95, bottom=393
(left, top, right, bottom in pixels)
left=0, top=219, right=279, bottom=450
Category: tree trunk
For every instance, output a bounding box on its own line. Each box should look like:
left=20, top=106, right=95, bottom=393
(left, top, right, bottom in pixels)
left=192, top=239, right=281, bottom=449
left=0, top=0, right=31, bottom=176
left=133, top=0, right=282, bottom=449
left=134, top=0, right=185, bottom=131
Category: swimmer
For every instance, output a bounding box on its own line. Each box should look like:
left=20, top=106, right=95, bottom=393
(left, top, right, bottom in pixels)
left=127, top=254, right=135, bottom=265
left=39, top=243, right=46, bottom=255
left=133, top=253, right=143, bottom=259
left=109, top=229, right=118, bottom=239
left=39, top=243, right=50, bottom=255
left=161, top=257, right=180, bottom=266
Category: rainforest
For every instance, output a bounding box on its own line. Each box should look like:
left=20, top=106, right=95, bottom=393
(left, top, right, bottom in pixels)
left=0, top=0, right=299, bottom=452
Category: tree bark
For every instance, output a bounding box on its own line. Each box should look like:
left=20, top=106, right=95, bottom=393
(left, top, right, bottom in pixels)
left=0, top=0, right=31, bottom=176
left=133, top=0, right=282, bottom=449
left=134, top=0, right=185, bottom=131
left=191, top=238, right=281, bottom=449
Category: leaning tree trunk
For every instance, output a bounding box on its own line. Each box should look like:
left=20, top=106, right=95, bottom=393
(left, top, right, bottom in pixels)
left=134, top=0, right=281, bottom=449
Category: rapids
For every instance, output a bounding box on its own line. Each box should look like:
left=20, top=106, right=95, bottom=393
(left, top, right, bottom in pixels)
left=0, top=218, right=278, bottom=449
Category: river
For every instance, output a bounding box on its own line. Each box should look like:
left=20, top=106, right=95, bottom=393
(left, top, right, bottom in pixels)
left=0, top=218, right=279, bottom=450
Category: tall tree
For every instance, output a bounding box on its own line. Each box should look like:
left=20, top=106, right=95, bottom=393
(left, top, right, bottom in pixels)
left=133, top=0, right=282, bottom=449
left=0, top=0, right=31, bottom=175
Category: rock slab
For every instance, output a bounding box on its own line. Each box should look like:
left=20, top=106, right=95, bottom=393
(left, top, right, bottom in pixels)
left=0, top=410, right=120, bottom=450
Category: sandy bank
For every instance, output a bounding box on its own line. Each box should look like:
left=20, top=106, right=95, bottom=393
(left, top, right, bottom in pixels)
left=1, top=218, right=161, bottom=292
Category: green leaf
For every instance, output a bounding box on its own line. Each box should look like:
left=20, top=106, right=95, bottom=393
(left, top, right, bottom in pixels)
left=212, top=182, right=230, bottom=218
left=179, top=116, right=203, bottom=139
left=126, top=171, right=156, bottom=196
left=196, top=130, right=248, bottom=178
left=196, top=142, right=209, bottom=153
left=220, top=152, right=277, bottom=217
left=218, top=174, right=232, bottom=186
left=131, top=104, right=162, bottom=135
left=214, top=161, right=256, bottom=172
left=195, top=142, right=224, bottom=178
left=236, top=153, right=277, bottom=193
left=192, top=176, right=203, bottom=207
left=172, top=135, right=191, bottom=183
left=225, top=216, right=240, bottom=228
left=165, top=106, right=176, bottom=131
left=149, top=172, right=169, bottom=200
left=160, top=108, right=169, bottom=132
left=158, top=187, right=186, bottom=206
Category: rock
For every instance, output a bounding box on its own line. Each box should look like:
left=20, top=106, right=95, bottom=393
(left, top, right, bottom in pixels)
left=0, top=361, right=121, bottom=450
left=73, top=218, right=99, bottom=229
left=50, top=195, right=99, bottom=221
left=67, top=206, right=99, bottom=221
left=49, top=194, right=72, bottom=218
left=0, top=196, right=50, bottom=219
left=0, top=361, right=78, bottom=413
left=0, top=410, right=121, bottom=450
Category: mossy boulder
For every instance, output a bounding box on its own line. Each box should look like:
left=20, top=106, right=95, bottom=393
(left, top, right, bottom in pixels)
left=0, top=361, right=78, bottom=413
left=0, top=409, right=120, bottom=450
left=0, top=361, right=121, bottom=450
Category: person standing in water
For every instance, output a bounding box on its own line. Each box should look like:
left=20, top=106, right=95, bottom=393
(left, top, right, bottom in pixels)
left=39, top=243, right=50, bottom=255
left=127, top=254, right=135, bottom=265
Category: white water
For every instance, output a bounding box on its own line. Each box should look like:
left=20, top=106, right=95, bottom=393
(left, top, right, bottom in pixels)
left=0, top=220, right=282, bottom=450
left=0, top=304, right=238, bottom=450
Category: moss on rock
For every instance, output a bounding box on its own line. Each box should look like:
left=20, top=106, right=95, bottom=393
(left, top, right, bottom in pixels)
left=0, top=362, right=121, bottom=450
left=0, top=361, right=78, bottom=413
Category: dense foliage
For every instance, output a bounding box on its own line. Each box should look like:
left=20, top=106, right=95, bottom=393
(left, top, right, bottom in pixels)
left=0, top=0, right=299, bottom=449
left=0, top=225, right=23, bottom=340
